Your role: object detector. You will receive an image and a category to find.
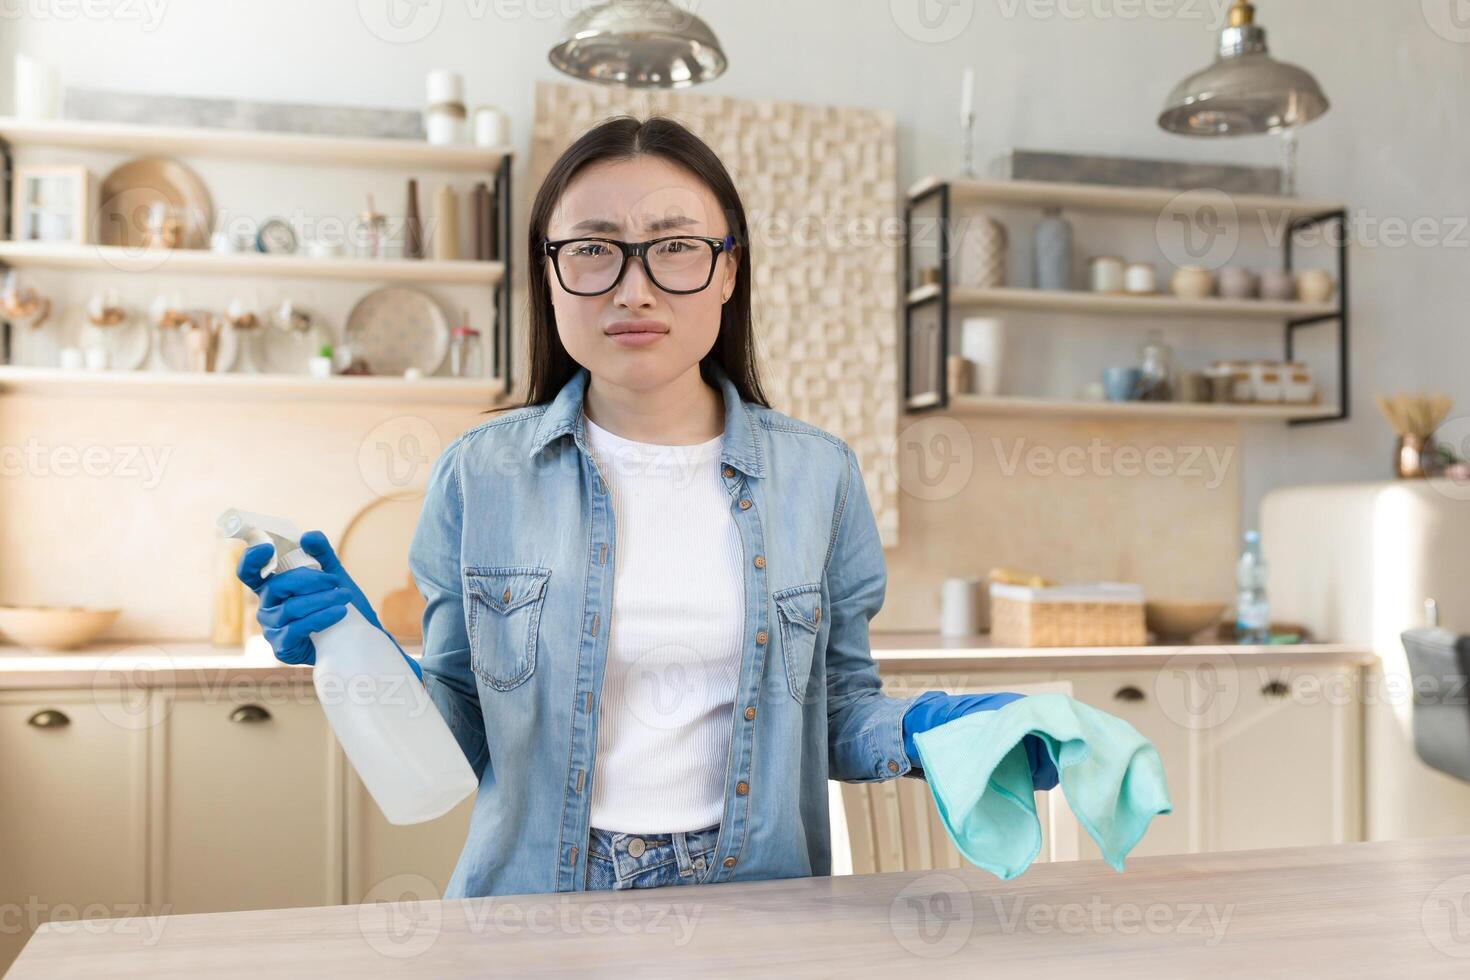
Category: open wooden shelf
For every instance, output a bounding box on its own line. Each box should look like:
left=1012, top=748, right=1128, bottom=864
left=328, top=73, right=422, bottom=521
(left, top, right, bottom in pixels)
left=907, top=175, right=1344, bottom=220
left=909, top=393, right=1337, bottom=422
left=0, top=115, right=509, bottom=172
left=906, top=283, right=1338, bottom=321
left=0, top=241, right=504, bottom=285
left=0, top=366, right=511, bottom=405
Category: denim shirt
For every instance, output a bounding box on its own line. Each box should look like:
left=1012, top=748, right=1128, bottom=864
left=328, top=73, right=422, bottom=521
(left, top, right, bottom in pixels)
left=408, top=361, right=926, bottom=899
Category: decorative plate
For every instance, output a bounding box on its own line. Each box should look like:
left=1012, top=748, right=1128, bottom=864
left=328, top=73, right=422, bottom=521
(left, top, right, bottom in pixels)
left=343, top=286, right=449, bottom=376
left=96, top=156, right=213, bottom=250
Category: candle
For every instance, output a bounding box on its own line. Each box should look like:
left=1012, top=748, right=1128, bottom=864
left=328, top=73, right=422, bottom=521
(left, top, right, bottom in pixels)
left=960, top=67, right=974, bottom=121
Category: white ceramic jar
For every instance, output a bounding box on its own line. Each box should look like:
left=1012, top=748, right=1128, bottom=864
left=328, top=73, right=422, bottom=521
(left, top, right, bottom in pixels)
left=1124, top=263, right=1157, bottom=294
left=1090, top=256, right=1125, bottom=293
left=473, top=106, right=510, bottom=147
left=1283, top=362, right=1316, bottom=403
left=1250, top=361, right=1285, bottom=402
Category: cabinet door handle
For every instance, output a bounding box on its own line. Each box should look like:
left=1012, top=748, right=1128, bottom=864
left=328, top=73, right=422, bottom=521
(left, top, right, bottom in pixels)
left=26, top=708, right=71, bottom=729
left=1261, top=681, right=1290, bottom=699
left=229, top=704, right=272, bottom=724
left=1113, top=686, right=1145, bottom=703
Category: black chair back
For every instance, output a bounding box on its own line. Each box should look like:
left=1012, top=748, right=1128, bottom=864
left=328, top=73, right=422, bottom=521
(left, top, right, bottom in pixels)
left=1402, top=628, right=1470, bottom=783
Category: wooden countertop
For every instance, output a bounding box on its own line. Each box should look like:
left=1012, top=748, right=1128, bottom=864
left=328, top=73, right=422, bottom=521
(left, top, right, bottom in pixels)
left=10, top=836, right=1469, bottom=978
left=0, top=633, right=1375, bottom=690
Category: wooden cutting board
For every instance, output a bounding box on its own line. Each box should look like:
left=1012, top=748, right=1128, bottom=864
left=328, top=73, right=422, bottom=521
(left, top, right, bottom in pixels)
left=337, top=496, right=424, bottom=643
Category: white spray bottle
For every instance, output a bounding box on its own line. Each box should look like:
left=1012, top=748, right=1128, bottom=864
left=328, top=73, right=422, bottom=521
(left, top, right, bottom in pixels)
left=218, top=507, right=477, bottom=825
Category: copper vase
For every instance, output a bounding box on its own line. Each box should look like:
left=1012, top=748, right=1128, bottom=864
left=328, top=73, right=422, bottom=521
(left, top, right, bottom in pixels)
left=1396, top=434, right=1430, bottom=479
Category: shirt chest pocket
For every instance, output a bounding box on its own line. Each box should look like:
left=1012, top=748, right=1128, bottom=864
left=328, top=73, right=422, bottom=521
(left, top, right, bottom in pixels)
left=465, top=566, right=551, bottom=692
left=774, top=582, right=823, bottom=704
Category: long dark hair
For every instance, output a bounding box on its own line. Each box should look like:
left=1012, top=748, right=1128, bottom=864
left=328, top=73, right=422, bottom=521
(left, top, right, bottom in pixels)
left=489, top=114, right=770, bottom=413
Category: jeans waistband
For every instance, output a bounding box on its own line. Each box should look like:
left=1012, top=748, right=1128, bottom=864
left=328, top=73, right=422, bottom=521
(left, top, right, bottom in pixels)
left=587, top=822, right=721, bottom=881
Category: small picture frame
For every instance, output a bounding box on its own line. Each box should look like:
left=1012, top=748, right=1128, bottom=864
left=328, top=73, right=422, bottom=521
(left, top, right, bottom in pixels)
left=11, top=164, right=91, bottom=245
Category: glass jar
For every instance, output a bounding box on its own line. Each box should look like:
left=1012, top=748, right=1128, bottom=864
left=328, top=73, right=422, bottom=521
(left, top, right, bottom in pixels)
left=449, top=324, right=482, bottom=378
left=1138, top=330, right=1172, bottom=401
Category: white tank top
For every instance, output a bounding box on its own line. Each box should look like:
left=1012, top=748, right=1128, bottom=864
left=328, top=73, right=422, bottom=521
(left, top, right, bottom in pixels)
left=583, top=412, right=745, bottom=833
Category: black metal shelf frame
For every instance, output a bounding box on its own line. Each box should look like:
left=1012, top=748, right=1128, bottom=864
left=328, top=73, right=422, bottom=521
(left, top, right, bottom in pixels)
left=1283, top=209, right=1348, bottom=426
left=901, top=179, right=1350, bottom=424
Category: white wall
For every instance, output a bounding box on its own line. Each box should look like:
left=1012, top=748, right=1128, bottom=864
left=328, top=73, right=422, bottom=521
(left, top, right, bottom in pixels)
left=8, top=0, right=1468, bottom=527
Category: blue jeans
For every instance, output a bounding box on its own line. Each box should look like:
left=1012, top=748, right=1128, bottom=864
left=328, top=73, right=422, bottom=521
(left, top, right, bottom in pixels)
left=584, top=822, right=721, bottom=891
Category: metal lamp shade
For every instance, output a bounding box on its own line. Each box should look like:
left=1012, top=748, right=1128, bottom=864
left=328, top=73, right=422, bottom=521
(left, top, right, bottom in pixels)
left=1158, top=3, right=1328, bottom=137
left=1159, top=52, right=1329, bottom=136
left=548, top=0, right=727, bottom=89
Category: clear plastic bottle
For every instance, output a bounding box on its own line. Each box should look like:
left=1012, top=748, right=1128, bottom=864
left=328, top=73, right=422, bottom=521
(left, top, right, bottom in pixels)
left=218, top=508, right=478, bottom=825
left=1235, top=529, right=1270, bottom=645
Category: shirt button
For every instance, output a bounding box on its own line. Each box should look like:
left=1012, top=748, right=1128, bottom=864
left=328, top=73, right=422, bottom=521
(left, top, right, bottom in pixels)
left=744, top=705, right=756, bottom=720
left=887, top=759, right=900, bottom=773
left=738, top=498, right=752, bottom=510
left=502, top=588, right=511, bottom=603
left=627, top=837, right=646, bottom=857
left=755, top=630, right=768, bottom=645
left=736, top=781, right=749, bottom=795
left=723, top=856, right=737, bottom=868
left=753, top=555, right=765, bottom=569
left=723, top=466, right=735, bottom=478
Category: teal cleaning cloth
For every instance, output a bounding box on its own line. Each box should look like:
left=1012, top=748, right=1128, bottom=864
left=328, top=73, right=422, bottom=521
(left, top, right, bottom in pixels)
left=912, top=692, right=1172, bottom=880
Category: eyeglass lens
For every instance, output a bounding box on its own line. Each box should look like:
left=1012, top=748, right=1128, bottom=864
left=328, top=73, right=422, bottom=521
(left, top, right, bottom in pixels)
left=557, top=239, right=715, bottom=294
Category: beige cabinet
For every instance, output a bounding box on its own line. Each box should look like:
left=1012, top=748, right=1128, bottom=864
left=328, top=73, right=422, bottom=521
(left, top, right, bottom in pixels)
left=1069, top=661, right=1361, bottom=859
left=1204, top=663, right=1363, bottom=851
left=875, top=659, right=1364, bottom=872
left=343, top=770, right=475, bottom=904
left=151, top=685, right=340, bottom=915
left=0, top=691, right=148, bottom=970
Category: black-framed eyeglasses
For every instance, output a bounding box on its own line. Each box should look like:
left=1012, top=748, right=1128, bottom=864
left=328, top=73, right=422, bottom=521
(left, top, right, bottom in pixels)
left=542, top=234, right=736, bottom=296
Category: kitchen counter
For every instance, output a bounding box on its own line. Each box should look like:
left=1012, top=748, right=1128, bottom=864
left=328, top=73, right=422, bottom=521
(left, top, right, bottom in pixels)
left=0, top=633, right=1375, bottom=689
left=869, top=631, right=1375, bottom=671
left=9, top=836, right=1468, bottom=978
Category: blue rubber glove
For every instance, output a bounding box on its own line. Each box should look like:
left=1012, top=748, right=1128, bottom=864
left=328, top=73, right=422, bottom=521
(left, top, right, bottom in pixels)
left=235, top=530, right=423, bottom=682
left=902, top=690, right=1060, bottom=791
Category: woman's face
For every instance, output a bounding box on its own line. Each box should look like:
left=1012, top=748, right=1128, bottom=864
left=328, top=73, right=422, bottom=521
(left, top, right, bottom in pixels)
left=544, top=155, right=738, bottom=392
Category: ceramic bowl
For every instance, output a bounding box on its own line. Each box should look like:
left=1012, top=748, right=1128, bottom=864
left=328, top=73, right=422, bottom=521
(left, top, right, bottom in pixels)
left=1297, top=269, right=1336, bottom=304
left=1218, top=266, right=1259, bottom=300
left=1170, top=266, right=1215, bottom=300
left=0, top=606, right=120, bottom=651
left=1145, top=600, right=1226, bottom=643
left=1259, top=268, right=1296, bottom=301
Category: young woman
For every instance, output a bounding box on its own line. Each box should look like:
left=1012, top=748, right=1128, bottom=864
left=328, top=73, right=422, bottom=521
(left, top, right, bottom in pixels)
left=237, top=115, right=1055, bottom=899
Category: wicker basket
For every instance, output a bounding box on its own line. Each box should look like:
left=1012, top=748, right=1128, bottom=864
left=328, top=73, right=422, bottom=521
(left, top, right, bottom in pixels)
left=990, top=582, right=1146, bottom=648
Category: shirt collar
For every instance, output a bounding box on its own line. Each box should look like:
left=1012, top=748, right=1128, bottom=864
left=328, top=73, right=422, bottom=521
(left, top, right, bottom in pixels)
left=528, top=361, right=766, bottom=478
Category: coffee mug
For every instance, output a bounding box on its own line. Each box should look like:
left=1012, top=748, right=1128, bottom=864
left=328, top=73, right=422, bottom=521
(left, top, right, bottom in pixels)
left=1103, top=367, right=1142, bottom=402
